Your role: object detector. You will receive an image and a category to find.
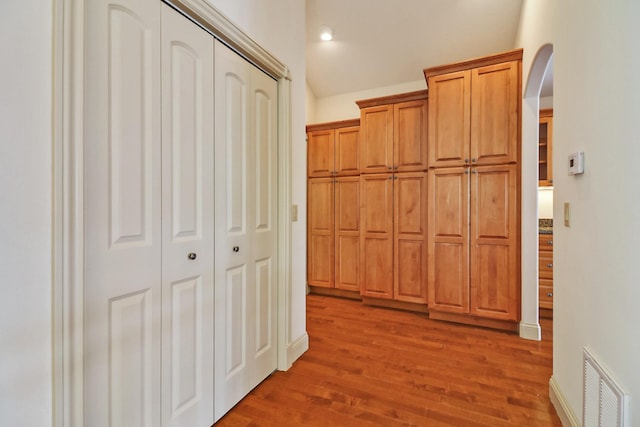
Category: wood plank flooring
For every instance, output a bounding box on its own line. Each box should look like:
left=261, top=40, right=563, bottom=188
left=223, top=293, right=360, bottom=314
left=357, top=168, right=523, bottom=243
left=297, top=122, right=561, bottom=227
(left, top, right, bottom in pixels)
left=215, top=295, right=561, bottom=426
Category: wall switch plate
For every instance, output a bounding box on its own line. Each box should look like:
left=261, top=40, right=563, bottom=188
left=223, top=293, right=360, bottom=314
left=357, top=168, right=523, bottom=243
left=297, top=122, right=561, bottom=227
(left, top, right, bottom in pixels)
left=564, top=202, right=570, bottom=226
left=291, top=204, right=298, bottom=222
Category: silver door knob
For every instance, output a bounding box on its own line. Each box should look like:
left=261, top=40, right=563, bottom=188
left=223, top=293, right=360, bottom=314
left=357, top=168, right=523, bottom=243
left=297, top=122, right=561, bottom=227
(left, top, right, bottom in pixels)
left=547, top=263, right=553, bottom=268
left=233, top=246, right=240, bottom=253
left=547, top=292, right=553, bottom=297
left=187, top=252, right=197, bottom=260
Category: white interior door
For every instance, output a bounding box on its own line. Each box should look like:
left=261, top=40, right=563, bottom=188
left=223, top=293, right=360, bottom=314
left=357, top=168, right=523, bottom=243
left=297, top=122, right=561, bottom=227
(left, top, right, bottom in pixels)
left=160, top=4, right=215, bottom=426
left=214, top=40, right=279, bottom=421
left=84, top=0, right=162, bottom=426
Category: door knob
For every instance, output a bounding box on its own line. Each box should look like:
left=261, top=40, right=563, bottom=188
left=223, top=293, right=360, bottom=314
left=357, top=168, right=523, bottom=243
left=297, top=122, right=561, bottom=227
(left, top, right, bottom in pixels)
left=547, top=263, right=553, bottom=268
left=233, top=246, right=240, bottom=253
left=187, top=252, right=197, bottom=260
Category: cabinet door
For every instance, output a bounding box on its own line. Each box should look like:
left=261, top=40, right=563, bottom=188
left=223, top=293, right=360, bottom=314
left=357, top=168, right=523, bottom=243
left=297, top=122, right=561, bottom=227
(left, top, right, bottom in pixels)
left=307, top=178, right=335, bottom=288
left=360, top=105, right=394, bottom=173
left=471, top=61, right=519, bottom=165
left=394, top=100, right=428, bottom=172
left=335, top=126, right=360, bottom=176
left=470, top=164, right=519, bottom=321
left=360, top=173, right=394, bottom=298
left=428, top=168, right=469, bottom=313
left=427, top=71, right=471, bottom=168
left=394, top=172, right=428, bottom=303
left=539, top=114, right=553, bottom=186
left=335, top=177, right=360, bottom=291
left=307, top=129, right=335, bottom=177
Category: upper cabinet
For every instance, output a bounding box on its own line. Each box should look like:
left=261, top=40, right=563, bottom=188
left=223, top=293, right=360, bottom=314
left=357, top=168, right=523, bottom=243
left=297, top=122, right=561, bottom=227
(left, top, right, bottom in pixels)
left=425, top=50, right=521, bottom=168
left=307, top=119, right=360, bottom=177
left=539, top=109, right=553, bottom=186
left=356, top=91, right=428, bottom=174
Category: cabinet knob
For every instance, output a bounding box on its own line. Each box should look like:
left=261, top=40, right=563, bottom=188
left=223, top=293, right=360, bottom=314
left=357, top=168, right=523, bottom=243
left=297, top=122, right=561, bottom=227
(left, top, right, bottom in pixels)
left=471, top=157, right=477, bottom=163
left=547, top=292, right=553, bottom=297
left=464, top=158, right=470, bottom=163
left=547, top=263, right=553, bottom=268
left=548, top=240, right=553, bottom=245
left=187, top=252, right=197, bottom=260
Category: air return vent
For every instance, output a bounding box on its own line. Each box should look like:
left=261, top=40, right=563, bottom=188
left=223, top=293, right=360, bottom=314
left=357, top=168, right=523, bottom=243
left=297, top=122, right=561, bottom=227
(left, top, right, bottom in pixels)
left=583, top=348, right=629, bottom=427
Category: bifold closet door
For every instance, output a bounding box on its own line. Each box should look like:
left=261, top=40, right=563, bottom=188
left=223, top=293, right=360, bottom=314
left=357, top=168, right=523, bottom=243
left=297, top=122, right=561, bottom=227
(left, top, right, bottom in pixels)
left=214, top=40, right=279, bottom=421
left=84, top=0, right=162, bottom=425
left=160, top=4, right=214, bottom=427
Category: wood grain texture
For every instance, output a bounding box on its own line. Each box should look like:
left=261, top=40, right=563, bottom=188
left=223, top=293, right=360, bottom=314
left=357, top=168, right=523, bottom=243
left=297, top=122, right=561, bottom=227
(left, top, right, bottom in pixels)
left=214, top=294, right=561, bottom=427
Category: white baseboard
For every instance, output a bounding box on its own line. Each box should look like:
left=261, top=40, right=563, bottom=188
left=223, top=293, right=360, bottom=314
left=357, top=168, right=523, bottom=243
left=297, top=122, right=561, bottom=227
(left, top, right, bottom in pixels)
left=549, top=375, right=581, bottom=427
left=519, top=321, right=542, bottom=340
left=285, top=332, right=309, bottom=369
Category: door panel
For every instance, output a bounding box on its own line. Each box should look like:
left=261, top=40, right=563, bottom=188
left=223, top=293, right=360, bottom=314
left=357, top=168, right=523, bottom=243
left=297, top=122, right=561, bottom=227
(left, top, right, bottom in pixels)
left=428, top=168, right=469, bottom=313
left=394, top=172, right=427, bottom=303
left=84, top=0, right=161, bottom=425
left=307, top=178, right=334, bottom=288
left=214, top=40, right=278, bottom=422
left=160, top=5, right=214, bottom=426
left=307, top=129, right=334, bottom=177
left=335, top=176, right=360, bottom=291
left=360, top=105, right=394, bottom=173
left=335, top=126, right=360, bottom=176
left=394, top=100, right=428, bottom=172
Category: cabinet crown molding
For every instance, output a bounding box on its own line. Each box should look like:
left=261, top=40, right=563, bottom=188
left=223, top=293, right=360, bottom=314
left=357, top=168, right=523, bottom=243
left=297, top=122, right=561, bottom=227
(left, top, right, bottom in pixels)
left=306, top=118, right=360, bottom=133
left=355, top=90, right=428, bottom=109
left=423, top=49, right=523, bottom=82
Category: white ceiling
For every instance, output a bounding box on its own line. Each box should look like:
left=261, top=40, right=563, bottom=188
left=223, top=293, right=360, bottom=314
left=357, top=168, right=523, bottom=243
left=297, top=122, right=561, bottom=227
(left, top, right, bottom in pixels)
left=306, top=0, right=526, bottom=99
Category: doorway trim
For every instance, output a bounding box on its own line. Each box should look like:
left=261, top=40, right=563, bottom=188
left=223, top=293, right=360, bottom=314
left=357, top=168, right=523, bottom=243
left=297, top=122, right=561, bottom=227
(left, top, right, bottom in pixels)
left=519, top=44, right=554, bottom=340
left=53, top=1, right=296, bottom=425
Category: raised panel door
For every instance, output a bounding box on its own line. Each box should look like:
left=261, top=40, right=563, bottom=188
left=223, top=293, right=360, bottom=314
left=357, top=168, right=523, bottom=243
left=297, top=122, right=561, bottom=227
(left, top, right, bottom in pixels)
left=307, top=129, right=334, bottom=177
left=360, top=173, right=394, bottom=298
left=394, top=100, right=428, bottom=172
left=428, top=168, right=469, bottom=313
left=335, top=176, right=360, bottom=291
left=469, top=164, right=519, bottom=321
left=160, top=5, right=214, bottom=426
left=470, top=61, right=519, bottom=165
left=307, top=178, right=335, bottom=288
left=335, top=126, right=360, bottom=176
left=427, top=71, right=471, bottom=168
left=360, top=105, right=394, bottom=173
left=394, top=172, right=428, bottom=303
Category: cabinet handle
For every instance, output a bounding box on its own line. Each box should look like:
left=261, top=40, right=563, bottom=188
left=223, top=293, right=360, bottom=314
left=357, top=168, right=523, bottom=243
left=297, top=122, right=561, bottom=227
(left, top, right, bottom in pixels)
left=547, top=292, right=553, bottom=297
left=548, top=240, right=553, bottom=245
left=393, top=165, right=398, bottom=170
left=464, top=158, right=470, bottom=163
left=547, top=263, right=553, bottom=268
left=464, top=170, right=469, bottom=175
left=471, top=157, right=477, bottom=163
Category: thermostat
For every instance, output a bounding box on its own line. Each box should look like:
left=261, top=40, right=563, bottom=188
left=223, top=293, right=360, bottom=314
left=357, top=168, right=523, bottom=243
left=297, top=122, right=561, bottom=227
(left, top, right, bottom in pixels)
left=568, top=151, right=584, bottom=175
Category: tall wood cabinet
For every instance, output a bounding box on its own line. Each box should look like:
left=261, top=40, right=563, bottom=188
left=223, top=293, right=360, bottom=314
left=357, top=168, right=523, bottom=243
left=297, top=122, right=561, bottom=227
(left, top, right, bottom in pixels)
left=357, top=91, right=429, bottom=304
left=307, top=120, right=361, bottom=292
left=539, top=109, right=553, bottom=186
left=424, top=50, right=522, bottom=327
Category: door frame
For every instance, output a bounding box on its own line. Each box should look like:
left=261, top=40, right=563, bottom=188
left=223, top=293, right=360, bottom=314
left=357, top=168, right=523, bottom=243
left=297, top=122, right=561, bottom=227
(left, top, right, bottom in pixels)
left=52, top=1, right=294, bottom=425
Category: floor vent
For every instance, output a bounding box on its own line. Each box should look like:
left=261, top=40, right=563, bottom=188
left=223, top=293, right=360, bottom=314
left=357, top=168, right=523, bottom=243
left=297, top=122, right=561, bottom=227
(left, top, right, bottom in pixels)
left=583, top=347, right=629, bottom=427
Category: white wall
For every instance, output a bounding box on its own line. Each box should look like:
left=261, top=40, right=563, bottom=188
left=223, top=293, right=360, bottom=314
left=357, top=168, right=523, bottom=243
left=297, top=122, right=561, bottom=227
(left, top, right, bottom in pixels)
left=312, top=79, right=426, bottom=124
left=205, top=0, right=308, bottom=350
left=520, top=0, right=640, bottom=422
left=0, top=2, right=53, bottom=426
left=306, top=80, right=317, bottom=123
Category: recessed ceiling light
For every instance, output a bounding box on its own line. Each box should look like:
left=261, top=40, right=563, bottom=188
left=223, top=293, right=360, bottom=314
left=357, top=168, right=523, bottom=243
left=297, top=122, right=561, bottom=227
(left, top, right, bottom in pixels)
left=320, top=26, right=333, bottom=41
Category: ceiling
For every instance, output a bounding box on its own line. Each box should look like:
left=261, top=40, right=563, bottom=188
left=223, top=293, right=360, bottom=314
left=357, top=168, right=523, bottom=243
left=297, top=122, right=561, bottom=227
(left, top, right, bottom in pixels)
left=306, top=0, right=526, bottom=99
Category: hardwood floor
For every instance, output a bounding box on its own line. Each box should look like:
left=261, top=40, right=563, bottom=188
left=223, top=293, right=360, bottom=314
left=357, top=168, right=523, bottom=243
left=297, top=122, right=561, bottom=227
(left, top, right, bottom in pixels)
left=215, top=294, right=561, bottom=426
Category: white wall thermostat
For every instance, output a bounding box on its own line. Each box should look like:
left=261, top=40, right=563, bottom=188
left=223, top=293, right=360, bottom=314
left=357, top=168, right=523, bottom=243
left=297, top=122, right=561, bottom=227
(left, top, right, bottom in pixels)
left=568, top=151, right=585, bottom=175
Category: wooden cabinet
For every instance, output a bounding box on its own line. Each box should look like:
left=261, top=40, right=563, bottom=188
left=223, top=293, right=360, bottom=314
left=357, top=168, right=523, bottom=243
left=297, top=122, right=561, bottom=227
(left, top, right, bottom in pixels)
left=539, top=109, right=553, bottom=186
left=425, top=50, right=522, bottom=328
left=357, top=91, right=428, bottom=173
left=307, top=119, right=360, bottom=178
left=426, top=52, right=520, bottom=168
left=360, top=171, right=427, bottom=303
left=307, top=176, right=360, bottom=291
left=539, top=234, right=554, bottom=310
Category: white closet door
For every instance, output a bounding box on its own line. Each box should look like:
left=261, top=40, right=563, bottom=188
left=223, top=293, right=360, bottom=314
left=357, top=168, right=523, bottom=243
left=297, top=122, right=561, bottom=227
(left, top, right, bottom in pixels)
left=160, top=4, right=215, bottom=427
left=214, top=40, right=279, bottom=422
left=84, top=0, right=162, bottom=426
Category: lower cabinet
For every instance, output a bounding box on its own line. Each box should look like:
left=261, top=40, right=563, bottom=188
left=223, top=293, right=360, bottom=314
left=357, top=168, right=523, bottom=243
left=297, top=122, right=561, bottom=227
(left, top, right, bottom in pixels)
left=360, top=172, right=428, bottom=303
left=307, top=176, right=360, bottom=291
left=539, top=233, right=554, bottom=311
left=428, top=164, right=519, bottom=323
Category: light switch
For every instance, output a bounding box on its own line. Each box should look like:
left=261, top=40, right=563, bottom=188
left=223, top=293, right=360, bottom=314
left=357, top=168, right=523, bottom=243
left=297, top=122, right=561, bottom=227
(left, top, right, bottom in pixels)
left=564, top=202, right=570, bottom=227
left=291, top=204, right=298, bottom=222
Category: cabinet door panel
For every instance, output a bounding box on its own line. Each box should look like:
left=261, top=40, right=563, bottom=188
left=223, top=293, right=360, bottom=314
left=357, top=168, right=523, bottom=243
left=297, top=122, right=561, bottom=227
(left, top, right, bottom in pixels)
left=307, top=178, right=335, bottom=288
left=335, top=177, right=360, bottom=291
left=360, top=174, right=393, bottom=298
left=335, top=126, right=360, bottom=176
left=471, top=61, right=519, bottom=165
left=394, top=100, right=428, bottom=172
left=308, top=129, right=334, bottom=177
left=428, top=168, right=469, bottom=313
left=428, top=71, right=470, bottom=168
left=360, top=105, right=394, bottom=173
left=394, top=172, right=427, bottom=303
left=470, top=164, right=519, bottom=320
